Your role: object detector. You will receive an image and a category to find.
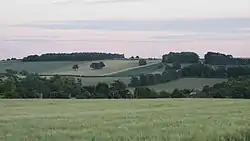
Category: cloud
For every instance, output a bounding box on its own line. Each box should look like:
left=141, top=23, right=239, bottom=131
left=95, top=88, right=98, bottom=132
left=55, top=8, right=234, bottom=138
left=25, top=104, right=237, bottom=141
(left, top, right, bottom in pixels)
left=3, top=33, right=250, bottom=43
left=52, top=0, right=147, bottom=5
left=17, top=19, right=250, bottom=32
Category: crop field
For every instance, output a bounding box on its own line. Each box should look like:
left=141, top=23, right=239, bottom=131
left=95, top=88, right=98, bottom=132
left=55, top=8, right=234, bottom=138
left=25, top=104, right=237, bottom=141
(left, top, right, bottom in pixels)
left=146, top=78, right=228, bottom=92
left=0, top=99, right=249, bottom=141
left=108, top=62, right=164, bottom=77
left=0, top=60, right=160, bottom=76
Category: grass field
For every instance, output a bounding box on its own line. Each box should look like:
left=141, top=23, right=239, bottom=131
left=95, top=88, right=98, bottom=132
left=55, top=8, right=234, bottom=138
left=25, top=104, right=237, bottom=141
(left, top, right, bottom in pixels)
left=0, top=60, right=160, bottom=76
left=145, top=78, right=228, bottom=92
left=0, top=99, right=249, bottom=141
left=108, top=62, right=163, bottom=77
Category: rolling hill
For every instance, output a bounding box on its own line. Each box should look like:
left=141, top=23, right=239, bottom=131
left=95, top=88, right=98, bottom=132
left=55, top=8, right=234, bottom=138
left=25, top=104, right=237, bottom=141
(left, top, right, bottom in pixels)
left=0, top=59, right=160, bottom=76
left=144, top=78, right=228, bottom=92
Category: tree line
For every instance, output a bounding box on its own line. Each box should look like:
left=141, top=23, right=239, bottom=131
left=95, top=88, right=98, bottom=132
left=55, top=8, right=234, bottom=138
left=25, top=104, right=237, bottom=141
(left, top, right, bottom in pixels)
left=162, top=51, right=250, bottom=65
left=22, top=52, right=125, bottom=62
left=1, top=70, right=249, bottom=99
left=129, top=63, right=250, bottom=87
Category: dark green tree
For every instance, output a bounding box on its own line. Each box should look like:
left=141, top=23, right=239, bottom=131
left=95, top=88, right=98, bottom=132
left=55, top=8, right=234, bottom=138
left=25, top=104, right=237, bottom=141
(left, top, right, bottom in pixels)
left=139, top=59, right=147, bottom=66
left=72, top=64, right=79, bottom=71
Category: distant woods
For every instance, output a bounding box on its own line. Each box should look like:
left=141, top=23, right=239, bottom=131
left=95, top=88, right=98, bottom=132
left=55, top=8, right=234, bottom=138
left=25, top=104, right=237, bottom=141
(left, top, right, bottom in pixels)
left=22, top=52, right=125, bottom=62
left=162, top=52, right=199, bottom=63
left=129, top=51, right=250, bottom=87
left=162, top=51, right=250, bottom=65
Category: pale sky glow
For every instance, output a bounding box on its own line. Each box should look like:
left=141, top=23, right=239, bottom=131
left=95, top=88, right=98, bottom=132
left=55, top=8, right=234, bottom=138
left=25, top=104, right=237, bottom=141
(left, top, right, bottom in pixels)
left=0, top=0, right=250, bottom=59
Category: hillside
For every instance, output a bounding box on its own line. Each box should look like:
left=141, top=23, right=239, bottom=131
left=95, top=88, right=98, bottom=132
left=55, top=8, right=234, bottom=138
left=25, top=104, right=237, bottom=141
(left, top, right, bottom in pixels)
left=144, top=78, right=228, bottom=92
left=0, top=59, right=159, bottom=76
left=107, top=61, right=163, bottom=77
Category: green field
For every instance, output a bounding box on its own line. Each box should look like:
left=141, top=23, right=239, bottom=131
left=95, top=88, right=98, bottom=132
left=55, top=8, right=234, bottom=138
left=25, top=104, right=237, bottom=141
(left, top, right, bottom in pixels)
left=0, top=60, right=160, bottom=76
left=108, top=62, right=164, bottom=77
left=0, top=99, right=249, bottom=141
left=145, top=78, right=228, bottom=92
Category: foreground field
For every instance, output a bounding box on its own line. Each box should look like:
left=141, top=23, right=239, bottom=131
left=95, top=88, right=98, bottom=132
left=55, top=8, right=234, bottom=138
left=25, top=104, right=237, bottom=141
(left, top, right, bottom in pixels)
left=0, top=99, right=249, bottom=141
left=0, top=60, right=160, bottom=76
left=146, top=78, right=228, bottom=92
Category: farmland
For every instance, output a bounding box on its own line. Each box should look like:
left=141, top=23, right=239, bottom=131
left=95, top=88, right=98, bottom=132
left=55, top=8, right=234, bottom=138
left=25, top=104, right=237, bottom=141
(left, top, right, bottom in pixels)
left=0, top=99, right=250, bottom=141
left=145, top=78, right=228, bottom=92
left=0, top=60, right=160, bottom=76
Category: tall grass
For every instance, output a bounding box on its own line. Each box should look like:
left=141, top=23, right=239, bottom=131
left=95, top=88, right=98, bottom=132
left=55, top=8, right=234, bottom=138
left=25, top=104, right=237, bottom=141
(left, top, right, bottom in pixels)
left=0, top=99, right=249, bottom=141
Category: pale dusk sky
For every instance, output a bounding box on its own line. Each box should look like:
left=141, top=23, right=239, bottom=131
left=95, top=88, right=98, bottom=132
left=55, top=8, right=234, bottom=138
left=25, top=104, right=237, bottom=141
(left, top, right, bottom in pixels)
left=0, top=0, right=250, bottom=59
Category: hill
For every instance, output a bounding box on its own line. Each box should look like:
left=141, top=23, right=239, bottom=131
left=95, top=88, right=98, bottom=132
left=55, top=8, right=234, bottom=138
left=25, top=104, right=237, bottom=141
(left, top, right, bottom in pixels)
left=144, top=78, right=228, bottom=92
left=0, top=59, right=159, bottom=76
left=0, top=99, right=249, bottom=141
left=107, top=61, right=163, bottom=77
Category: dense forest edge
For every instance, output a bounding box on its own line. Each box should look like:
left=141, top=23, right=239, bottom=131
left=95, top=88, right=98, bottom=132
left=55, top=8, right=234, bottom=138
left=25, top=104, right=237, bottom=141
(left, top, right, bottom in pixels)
left=1, top=51, right=250, bottom=99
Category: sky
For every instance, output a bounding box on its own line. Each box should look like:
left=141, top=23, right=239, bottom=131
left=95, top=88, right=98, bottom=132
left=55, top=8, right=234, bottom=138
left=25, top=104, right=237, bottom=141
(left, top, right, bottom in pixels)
left=0, top=0, right=250, bottom=59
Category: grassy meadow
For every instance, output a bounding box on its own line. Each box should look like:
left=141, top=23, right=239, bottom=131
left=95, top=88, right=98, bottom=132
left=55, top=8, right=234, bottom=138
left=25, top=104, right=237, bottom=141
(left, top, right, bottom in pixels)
left=108, top=62, right=164, bottom=77
left=0, top=60, right=160, bottom=76
left=0, top=99, right=250, bottom=141
left=145, top=78, right=228, bottom=92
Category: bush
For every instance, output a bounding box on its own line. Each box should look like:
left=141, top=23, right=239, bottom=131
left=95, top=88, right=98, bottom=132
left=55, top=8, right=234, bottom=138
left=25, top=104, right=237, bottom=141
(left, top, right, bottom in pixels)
left=139, top=59, right=147, bottom=66
left=72, top=64, right=79, bottom=71
left=159, top=91, right=171, bottom=98
left=90, top=62, right=106, bottom=69
left=134, top=87, right=159, bottom=99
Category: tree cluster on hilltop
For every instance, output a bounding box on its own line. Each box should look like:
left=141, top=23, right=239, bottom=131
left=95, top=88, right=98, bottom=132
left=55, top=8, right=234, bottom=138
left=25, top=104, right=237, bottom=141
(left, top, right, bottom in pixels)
left=162, top=52, right=199, bottom=63
left=162, top=51, right=250, bottom=65
left=204, top=52, right=250, bottom=65
left=22, top=52, right=124, bottom=62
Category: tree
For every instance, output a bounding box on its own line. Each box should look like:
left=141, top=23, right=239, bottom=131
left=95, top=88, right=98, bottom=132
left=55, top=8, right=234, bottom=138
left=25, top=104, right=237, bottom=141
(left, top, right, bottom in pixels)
left=129, top=76, right=140, bottom=87
left=159, top=91, right=171, bottom=98
left=139, top=74, right=150, bottom=86
left=172, top=62, right=181, bottom=70
left=204, top=52, right=250, bottom=65
left=19, top=70, right=29, bottom=76
left=72, top=64, right=79, bottom=71
left=90, top=62, right=106, bottom=69
left=94, top=83, right=111, bottom=98
left=22, top=52, right=124, bottom=62
left=134, top=87, right=159, bottom=99
left=130, top=56, right=134, bottom=60
left=147, top=74, right=157, bottom=85
left=162, top=52, right=199, bottom=63
left=75, top=88, right=92, bottom=99
left=100, top=61, right=105, bottom=68
left=139, top=59, right=147, bottom=66
left=171, top=89, right=186, bottom=98
left=110, top=80, right=132, bottom=99
left=11, top=58, right=17, bottom=61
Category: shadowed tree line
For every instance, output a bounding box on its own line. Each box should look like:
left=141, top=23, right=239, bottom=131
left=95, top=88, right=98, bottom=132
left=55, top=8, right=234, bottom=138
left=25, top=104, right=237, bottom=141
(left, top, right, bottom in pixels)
left=129, top=63, right=250, bottom=87
left=0, top=70, right=249, bottom=99
left=162, top=51, right=250, bottom=65
left=128, top=51, right=250, bottom=87
left=22, top=52, right=124, bottom=62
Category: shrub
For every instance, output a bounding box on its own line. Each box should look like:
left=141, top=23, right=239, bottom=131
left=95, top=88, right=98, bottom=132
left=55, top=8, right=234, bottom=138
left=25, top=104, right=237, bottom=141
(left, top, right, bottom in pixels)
left=139, top=59, right=147, bottom=66
left=90, top=62, right=106, bottom=69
